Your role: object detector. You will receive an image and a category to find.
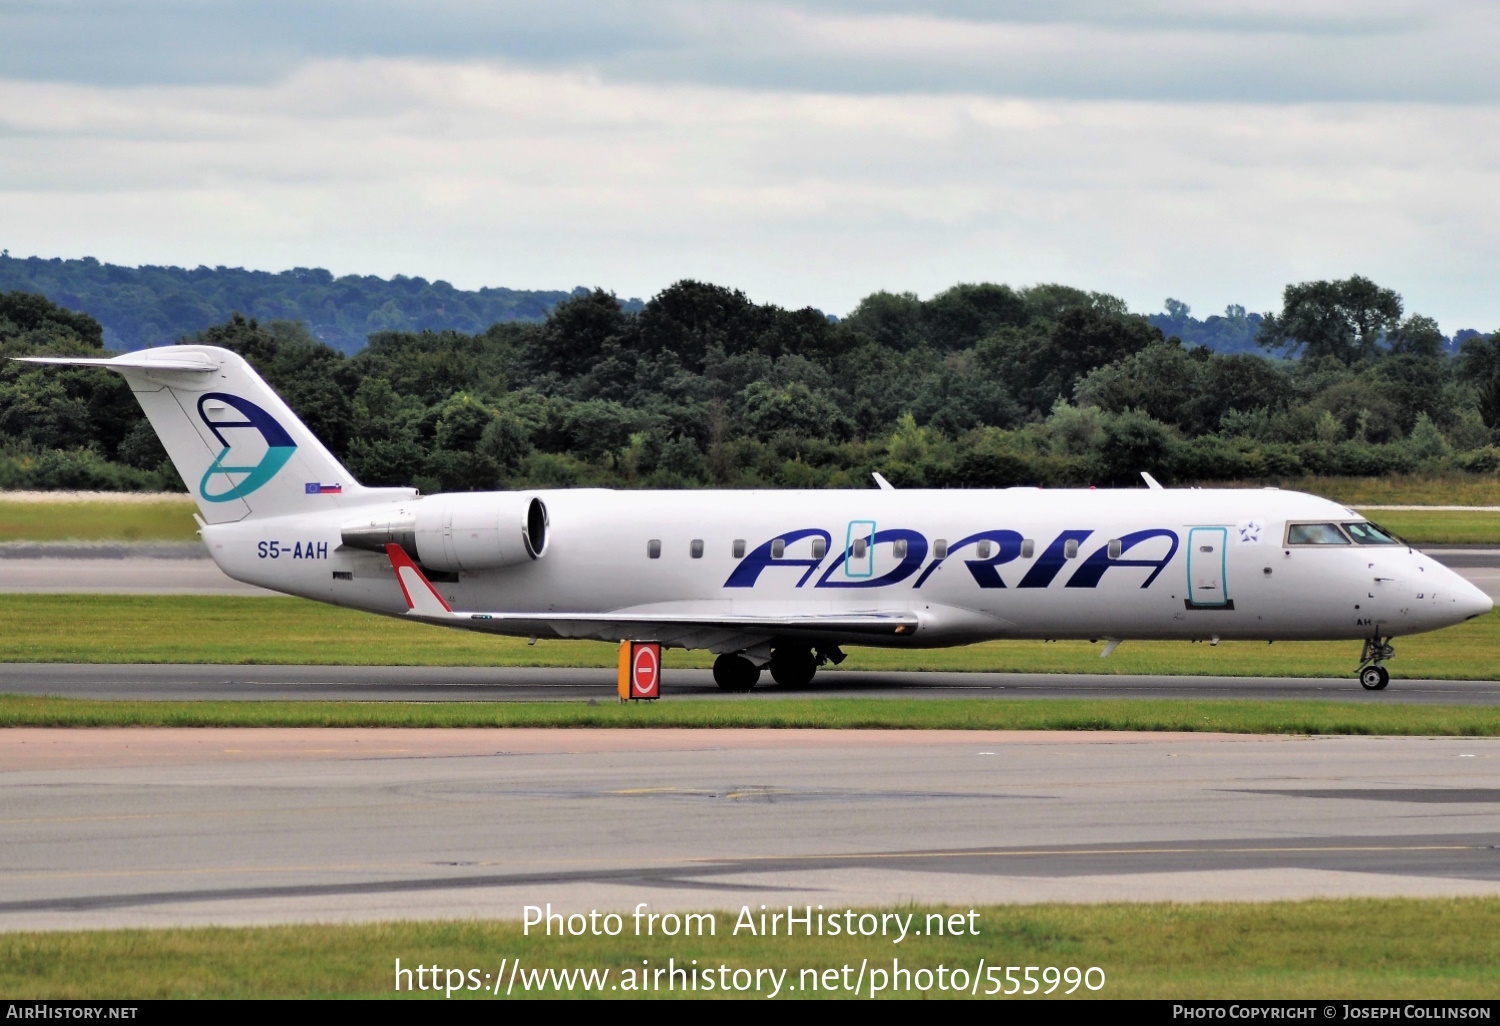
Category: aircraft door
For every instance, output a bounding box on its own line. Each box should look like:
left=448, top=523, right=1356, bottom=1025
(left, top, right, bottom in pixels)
left=1186, top=527, right=1232, bottom=608
left=844, top=520, right=876, bottom=578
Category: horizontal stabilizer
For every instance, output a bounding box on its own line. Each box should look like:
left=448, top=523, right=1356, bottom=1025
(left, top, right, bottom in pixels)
left=16, top=353, right=219, bottom=373
left=20, top=344, right=409, bottom=522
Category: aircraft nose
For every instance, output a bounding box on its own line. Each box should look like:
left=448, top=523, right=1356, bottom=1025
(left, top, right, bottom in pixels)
left=1436, top=559, right=1494, bottom=622
left=1456, top=576, right=1494, bottom=621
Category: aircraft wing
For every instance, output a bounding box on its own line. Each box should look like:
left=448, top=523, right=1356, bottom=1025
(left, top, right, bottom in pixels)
left=383, top=544, right=918, bottom=647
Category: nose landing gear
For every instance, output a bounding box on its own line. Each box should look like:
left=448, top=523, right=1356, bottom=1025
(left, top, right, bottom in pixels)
left=1357, top=636, right=1394, bottom=691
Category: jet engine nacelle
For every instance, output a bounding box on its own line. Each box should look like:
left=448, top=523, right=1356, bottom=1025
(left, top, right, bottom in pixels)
left=340, top=493, right=548, bottom=571
left=415, top=493, right=548, bottom=571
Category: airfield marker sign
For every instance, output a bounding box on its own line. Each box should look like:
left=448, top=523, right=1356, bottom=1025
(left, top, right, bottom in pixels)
left=617, top=641, right=661, bottom=701
left=631, top=643, right=661, bottom=700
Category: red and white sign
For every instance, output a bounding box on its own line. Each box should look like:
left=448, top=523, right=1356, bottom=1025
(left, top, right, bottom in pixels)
left=630, top=643, right=661, bottom=700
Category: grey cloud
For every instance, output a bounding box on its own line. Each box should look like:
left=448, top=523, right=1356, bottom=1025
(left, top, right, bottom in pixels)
left=0, top=1, right=1496, bottom=102
left=791, top=0, right=1430, bottom=36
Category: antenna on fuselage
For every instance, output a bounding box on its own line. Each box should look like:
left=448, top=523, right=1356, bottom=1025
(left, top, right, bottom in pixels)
left=1141, top=471, right=1164, bottom=490
left=872, top=472, right=895, bottom=491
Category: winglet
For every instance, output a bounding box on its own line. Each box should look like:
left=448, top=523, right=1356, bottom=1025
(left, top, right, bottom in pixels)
left=1141, top=471, right=1164, bottom=490
left=385, top=543, right=453, bottom=615
left=872, top=471, right=895, bottom=491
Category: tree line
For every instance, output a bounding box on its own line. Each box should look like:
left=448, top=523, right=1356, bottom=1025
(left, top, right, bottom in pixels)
left=0, top=253, right=599, bottom=354
left=1, top=275, right=1497, bottom=494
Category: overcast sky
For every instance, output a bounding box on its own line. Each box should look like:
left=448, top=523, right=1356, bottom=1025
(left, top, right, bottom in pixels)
left=1, top=1, right=1497, bottom=327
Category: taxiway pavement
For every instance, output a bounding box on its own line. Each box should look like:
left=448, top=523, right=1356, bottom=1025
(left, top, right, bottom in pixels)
left=0, top=544, right=270, bottom=595
left=3, top=728, right=1498, bottom=929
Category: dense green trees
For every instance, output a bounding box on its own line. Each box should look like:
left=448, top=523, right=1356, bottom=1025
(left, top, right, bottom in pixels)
left=0, top=291, right=172, bottom=489
left=0, top=275, right=1496, bottom=494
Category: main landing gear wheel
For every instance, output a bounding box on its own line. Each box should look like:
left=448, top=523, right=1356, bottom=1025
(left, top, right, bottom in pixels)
left=713, top=654, right=760, bottom=692
left=769, top=646, right=818, bottom=689
left=1359, top=665, right=1390, bottom=691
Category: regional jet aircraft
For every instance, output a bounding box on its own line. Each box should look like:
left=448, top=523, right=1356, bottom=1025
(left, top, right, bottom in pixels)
left=22, top=345, right=1492, bottom=691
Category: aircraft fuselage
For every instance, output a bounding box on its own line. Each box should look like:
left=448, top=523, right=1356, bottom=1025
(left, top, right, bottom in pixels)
left=202, top=486, right=1488, bottom=648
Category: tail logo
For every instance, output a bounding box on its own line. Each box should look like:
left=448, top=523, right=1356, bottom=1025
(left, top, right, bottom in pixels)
left=197, top=392, right=297, bottom=503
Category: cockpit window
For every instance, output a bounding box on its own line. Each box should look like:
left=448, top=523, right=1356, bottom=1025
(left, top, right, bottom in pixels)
left=1343, top=521, right=1400, bottom=545
left=1286, top=522, right=1351, bottom=545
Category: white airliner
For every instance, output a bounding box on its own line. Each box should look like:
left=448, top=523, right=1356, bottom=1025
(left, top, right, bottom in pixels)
left=23, top=345, right=1492, bottom=692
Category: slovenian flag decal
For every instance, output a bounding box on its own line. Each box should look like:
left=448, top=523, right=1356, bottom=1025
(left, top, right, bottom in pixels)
left=305, top=482, right=342, bottom=494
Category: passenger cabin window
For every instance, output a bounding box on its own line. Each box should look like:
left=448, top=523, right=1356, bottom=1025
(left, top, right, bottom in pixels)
left=1108, top=539, right=1122, bottom=559
left=975, top=539, right=992, bottom=559
left=733, top=539, right=746, bottom=558
left=771, top=538, right=785, bottom=558
left=647, top=539, right=662, bottom=558
left=1286, top=523, right=1350, bottom=546
left=811, top=538, right=827, bottom=559
left=851, top=537, right=867, bottom=558
left=892, top=539, right=907, bottom=558
left=1021, top=539, right=1034, bottom=559
left=1064, top=539, right=1079, bottom=559
left=1345, top=522, right=1399, bottom=545
left=690, top=539, right=704, bottom=558
left=934, top=539, right=948, bottom=559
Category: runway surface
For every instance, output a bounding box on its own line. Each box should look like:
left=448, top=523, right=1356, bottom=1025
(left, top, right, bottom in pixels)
left=2, top=544, right=1498, bottom=598
left=6, top=662, right=1500, bottom=703
left=3, top=728, right=1499, bottom=929
left=0, top=544, right=270, bottom=596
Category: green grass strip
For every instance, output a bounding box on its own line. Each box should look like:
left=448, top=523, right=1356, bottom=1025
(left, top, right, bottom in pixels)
left=1354, top=508, right=1500, bottom=544
left=4, top=595, right=1500, bottom=679
left=4, top=899, right=1499, bottom=999
left=6, top=694, right=1500, bottom=734
left=0, top=499, right=197, bottom=543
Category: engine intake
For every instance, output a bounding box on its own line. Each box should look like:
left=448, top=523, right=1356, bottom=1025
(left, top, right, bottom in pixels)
left=341, top=494, right=547, bottom=572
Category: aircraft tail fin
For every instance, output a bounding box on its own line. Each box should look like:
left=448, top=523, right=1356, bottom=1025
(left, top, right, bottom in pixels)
left=17, top=346, right=415, bottom=524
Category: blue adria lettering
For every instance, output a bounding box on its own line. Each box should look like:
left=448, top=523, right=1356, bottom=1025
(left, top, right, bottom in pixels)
left=1066, top=529, right=1179, bottom=589
left=723, top=529, right=833, bottom=588
left=723, top=527, right=1180, bottom=591
left=1017, top=530, right=1094, bottom=589
left=815, top=529, right=928, bottom=589
left=913, top=529, right=1024, bottom=589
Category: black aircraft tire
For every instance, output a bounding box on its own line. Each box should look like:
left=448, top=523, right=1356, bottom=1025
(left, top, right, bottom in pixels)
left=769, top=649, right=818, bottom=689
left=714, top=654, right=760, bottom=692
left=1359, top=665, right=1391, bottom=691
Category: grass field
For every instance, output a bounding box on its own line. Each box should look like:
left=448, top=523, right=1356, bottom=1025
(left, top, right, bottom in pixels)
left=1353, top=508, right=1500, bottom=544
left=1283, top=473, right=1500, bottom=507
left=3, top=899, right=1497, bottom=999
left=6, top=694, right=1500, bottom=733
left=1, top=594, right=1494, bottom=680
left=0, top=498, right=197, bottom=542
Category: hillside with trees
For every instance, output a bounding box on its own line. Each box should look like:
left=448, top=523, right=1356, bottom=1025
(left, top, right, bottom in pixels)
left=0, top=253, right=615, bottom=353
left=1, top=275, right=1496, bottom=494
